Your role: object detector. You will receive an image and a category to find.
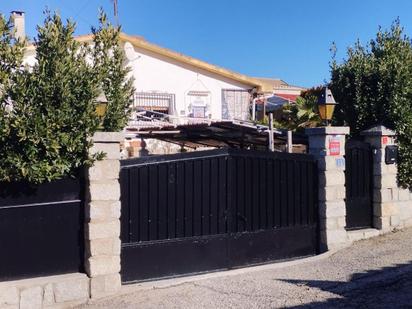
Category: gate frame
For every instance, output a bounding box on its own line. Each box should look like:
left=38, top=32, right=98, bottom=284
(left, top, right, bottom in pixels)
left=81, top=125, right=412, bottom=297
left=119, top=147, right=319, bottom=283
left=344, top=139, right=374, bottom=230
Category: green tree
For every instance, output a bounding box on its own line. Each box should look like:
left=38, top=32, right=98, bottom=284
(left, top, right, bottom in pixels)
left=0, top=10, right=133, bottom=183
left=274, top=88, right=322, bottom=132
left=0, top=15, right=25, bottom=98
left=0, top=15, right=25, bottom=178
left=93, top=11, right=134, bottom=131
left=2, top=12, right=101, bottom=183
left=330, top=19, right=412, bottom=187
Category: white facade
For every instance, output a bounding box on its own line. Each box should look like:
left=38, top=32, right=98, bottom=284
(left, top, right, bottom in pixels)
left=123, top=42, right=253, bottom=121
left=23, top=40, right=255, bottom=122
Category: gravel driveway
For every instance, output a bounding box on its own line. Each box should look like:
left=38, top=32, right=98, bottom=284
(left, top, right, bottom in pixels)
left=78, top=228, right=412, bottom=308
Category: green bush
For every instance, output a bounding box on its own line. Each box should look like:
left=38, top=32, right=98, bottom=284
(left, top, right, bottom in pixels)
left=273, top=87, right=322, bottom=132
left=0, top=11, right=133, bottom=183
left=330, top=19, right=412, bottom=188
left=92, top=11, right=134, bottom=131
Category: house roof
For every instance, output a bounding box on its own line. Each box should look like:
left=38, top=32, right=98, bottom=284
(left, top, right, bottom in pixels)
left=254, top=77, right=289, bottom=88
left=254, top=77, right=306, bottom=93
left=26, top=32, right=273, bottom=92
left=273, top=93, right=300, bottom=102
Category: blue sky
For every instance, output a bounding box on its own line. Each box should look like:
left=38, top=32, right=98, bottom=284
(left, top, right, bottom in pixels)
left=2, top=0, right=412, bottom=87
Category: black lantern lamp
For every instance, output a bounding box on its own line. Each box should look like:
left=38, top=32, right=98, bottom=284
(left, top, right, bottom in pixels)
left=317, top=87, right=337, bottom=126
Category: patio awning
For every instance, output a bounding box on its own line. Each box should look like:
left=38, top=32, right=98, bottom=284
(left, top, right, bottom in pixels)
left=125, top=119, right=307, bottom=149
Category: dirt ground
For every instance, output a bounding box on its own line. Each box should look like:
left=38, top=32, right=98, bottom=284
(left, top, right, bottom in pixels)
left=78, top=228, right=412, bottom=308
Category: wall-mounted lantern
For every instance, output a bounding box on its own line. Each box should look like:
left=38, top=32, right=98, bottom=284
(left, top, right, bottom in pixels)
left=317, top=87, right=338, bottom=126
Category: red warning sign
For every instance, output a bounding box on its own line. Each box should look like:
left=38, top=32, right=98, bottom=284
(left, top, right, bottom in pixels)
left=329, top=137, right=340, bottom=156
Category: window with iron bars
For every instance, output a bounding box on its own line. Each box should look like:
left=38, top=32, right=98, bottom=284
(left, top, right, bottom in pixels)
left=132, top=92, right=176, bottom=117
left=221, top=89, right=252, bottom=121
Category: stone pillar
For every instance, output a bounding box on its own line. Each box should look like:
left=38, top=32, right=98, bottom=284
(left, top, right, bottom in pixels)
left=361, top=125, right=406, bottom=231
left=85, top=132, right=123, bottom=298
left=306, top=127, right=350, bottom=251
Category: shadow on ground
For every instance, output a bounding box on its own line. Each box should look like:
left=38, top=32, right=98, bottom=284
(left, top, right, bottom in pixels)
left=278, top=261, right=412, bottom=308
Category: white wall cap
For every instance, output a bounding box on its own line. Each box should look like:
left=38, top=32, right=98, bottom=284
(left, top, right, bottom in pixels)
left=361, top=125, right=396, bottom=136
left=305, top=126, right=350, bottom=136
left=92, top=132, right=124, bottom=143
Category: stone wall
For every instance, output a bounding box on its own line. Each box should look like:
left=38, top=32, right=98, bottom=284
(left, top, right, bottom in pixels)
left=306, top=127, right=349, bottom=251
left=4, top=127, right=412, bottom=308
left=123, top=138, right=215, bottom=158
left=0, top=273, right=89, bottom=309
left=0, top=132, right=123, bottom=308
left=306, top=125, right=412, bottom=252
left=362, top=126, right=412, bottom=231
left=85, top=132, right=123, bottom=299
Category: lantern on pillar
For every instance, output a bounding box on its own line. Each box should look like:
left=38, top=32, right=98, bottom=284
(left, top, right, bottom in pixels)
left=95, top=93, right=108, bottom=117
left=317, top=87, right=337, bottom=126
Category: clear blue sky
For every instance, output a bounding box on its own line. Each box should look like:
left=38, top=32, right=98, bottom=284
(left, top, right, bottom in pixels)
left=2, top=0, right=412, bottom=87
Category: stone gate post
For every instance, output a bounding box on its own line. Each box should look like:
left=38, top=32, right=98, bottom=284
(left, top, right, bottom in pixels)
left=85, top=132, right=123, bottom=298
left=361, top=125, right=412, bottom=231
left=306, top=127, right=350, bottom=251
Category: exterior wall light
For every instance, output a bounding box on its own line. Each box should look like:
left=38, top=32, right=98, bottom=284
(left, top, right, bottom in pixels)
left=317, top=87, right=337, bottom=126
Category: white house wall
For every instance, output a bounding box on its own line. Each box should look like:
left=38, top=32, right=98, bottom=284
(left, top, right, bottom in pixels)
left=125, top=42, right=253, bottom=120
left=22, top=41, right=253, bottom=121
left=23, top=50, right=36, bottom=67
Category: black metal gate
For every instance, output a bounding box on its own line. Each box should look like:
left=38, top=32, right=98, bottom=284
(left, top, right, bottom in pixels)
left=0, top=178, right=84, bottom=281
left=345, top=140, right=373, bottom=229
left=120, top=148, right=318, bottom=283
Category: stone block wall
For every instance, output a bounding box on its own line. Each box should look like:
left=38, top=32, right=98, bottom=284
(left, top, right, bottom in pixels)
left=0, top=273, right=89, bottom=309
left=0, top=132, right=124, bottom=308
left=122, top=138, right=216, bottom=158
left=85, top=132, right=123, bottom=299
left=307, top=125, right=412, bottom=252
left=123, top=138, right=183, bottom=157
left=306, top=127, right=350, bottom=251
left=362, top=126, right=412, bottom=231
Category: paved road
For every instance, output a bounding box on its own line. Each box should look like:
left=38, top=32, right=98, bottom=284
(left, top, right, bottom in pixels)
left=79, top=228, right=412, bottom=308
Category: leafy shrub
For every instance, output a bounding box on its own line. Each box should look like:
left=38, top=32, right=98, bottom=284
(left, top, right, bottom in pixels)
left=0, top=11, right=133, bottom=183
left=330, top=19, right=412, bottom=187
left=274, top=88, right=322, bottom=131
left=92, top=11, right=134, bottom=131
